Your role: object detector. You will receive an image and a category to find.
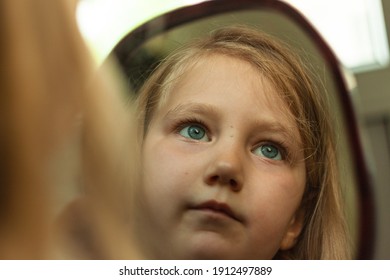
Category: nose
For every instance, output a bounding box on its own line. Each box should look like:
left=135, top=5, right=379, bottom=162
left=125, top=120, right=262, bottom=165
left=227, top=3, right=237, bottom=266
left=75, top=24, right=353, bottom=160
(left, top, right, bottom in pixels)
left=203, top=142, right=244, bottom=192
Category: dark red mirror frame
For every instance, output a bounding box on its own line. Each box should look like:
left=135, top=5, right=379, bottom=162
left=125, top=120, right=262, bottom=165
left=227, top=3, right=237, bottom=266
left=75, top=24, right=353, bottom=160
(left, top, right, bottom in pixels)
left=113, top=0, right=375, bottom=259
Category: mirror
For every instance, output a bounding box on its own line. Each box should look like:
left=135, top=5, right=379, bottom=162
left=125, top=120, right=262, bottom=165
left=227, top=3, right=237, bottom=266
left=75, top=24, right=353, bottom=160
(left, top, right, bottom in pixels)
left=111, top=0, right=374, bottom=259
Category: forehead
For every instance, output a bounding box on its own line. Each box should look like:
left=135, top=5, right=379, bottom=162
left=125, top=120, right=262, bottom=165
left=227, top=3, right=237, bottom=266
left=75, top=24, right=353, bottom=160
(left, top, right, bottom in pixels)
left=161, top=54, right=296, bottom=125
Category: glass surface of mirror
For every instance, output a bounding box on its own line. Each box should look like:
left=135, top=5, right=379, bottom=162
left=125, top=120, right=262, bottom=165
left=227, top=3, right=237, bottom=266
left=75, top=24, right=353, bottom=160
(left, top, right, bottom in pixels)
left=111, top=0, right=374, bottom=259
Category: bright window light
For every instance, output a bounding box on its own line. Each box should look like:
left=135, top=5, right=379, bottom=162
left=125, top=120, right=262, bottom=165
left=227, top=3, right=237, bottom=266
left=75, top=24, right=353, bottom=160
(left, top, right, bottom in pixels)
left=77, top=0, right=389, bottom=72
left=76, top=0, right=196, bottom=62
left=285, top=0, right=389, bottom=72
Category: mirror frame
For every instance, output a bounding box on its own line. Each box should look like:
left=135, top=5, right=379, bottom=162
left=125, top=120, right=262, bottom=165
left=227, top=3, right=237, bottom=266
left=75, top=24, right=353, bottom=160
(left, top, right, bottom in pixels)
left=112, top=0, right=375, bottom=259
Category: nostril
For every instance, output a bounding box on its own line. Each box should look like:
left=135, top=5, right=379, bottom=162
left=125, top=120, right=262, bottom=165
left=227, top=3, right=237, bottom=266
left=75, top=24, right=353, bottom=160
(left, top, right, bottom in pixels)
left=229, top=179, right=241, bottom=191
left=208, top=175, right=237, bottom=186
left=209, top=175, right=219, bottom=184
left=229, top=179, right=237, bottom=187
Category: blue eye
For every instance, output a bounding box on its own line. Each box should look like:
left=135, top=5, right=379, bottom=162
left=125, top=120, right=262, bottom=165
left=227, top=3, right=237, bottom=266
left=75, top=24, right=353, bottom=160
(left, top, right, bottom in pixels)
left=253, top=144, right=282, bottom=160
left=179, top=124, right=209, bottom=141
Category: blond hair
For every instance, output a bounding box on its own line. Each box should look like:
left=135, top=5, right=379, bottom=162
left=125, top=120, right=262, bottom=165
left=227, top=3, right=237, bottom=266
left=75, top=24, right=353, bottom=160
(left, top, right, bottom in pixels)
left=136, top=26, right=350, bottom=259
left=1, top=0, right=140, bottom=259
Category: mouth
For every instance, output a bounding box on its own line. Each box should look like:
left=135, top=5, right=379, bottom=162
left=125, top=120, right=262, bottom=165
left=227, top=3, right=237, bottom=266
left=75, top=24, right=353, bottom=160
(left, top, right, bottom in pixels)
left=190, top=200, right=241, bottom=222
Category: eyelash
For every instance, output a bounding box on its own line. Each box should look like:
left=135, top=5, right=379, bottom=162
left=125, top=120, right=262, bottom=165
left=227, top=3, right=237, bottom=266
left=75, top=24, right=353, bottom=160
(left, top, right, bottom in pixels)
left=173, top=117, right=210, bottom=136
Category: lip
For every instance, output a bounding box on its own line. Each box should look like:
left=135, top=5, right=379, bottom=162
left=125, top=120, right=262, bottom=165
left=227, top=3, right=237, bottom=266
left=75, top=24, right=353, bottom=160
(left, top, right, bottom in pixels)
left=190, top=200, right=242, bottom=222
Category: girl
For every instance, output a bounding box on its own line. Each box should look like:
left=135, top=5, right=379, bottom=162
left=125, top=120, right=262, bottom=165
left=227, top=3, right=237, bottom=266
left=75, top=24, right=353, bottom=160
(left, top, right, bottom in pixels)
left=133, top=26, right=350, bottom=259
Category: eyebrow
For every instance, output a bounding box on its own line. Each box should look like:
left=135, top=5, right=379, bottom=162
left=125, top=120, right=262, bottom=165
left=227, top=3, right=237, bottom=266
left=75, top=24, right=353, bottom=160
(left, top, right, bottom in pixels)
left=253, top=120, right=300, bottom=142
left=163, top=102, right=219, bottom=121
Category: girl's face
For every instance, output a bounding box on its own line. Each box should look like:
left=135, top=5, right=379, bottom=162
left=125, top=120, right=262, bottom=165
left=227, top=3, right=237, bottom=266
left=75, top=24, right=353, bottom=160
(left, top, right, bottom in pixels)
left=139, top=54, right=306, bottom=259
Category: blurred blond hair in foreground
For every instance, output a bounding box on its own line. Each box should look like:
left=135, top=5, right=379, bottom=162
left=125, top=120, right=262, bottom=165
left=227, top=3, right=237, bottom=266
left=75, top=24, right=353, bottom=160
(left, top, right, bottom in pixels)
left=0, top=0, right=141, bottom=259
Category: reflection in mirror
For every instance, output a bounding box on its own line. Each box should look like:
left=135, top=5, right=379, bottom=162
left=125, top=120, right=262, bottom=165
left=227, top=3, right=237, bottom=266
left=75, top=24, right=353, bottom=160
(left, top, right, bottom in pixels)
left=112, top=0, right=374, bottom=259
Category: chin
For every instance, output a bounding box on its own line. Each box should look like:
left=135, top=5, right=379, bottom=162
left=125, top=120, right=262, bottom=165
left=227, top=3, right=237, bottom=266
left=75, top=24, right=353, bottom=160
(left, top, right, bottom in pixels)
left=182, top=249, right=235, bottom=260
left=177, top=241, right=275, bottom=260
left=176, top=236, right=241, bottom=260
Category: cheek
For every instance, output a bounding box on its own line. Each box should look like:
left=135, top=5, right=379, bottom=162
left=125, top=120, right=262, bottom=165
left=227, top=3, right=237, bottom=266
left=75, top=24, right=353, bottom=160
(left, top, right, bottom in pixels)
left=249, top=164, right=305, bottom=208
left=245, top=168, right=305, bottom=247
left=140, top=137, right=194, bottom=210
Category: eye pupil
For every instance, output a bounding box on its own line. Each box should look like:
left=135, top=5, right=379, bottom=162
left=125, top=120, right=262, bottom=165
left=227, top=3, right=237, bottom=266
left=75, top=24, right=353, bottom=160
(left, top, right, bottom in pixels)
left=188, top=125, right=205, bottom=140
